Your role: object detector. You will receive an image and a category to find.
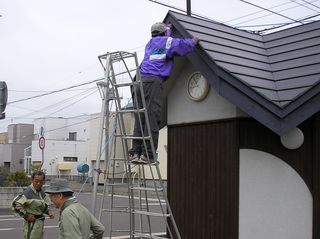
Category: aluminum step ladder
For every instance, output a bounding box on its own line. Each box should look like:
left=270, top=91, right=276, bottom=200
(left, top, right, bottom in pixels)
left=93, top=51, right=181, bottom=239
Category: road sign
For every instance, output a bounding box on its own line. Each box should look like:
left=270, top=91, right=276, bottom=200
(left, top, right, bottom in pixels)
left=39, top=136, right=45, bottom=150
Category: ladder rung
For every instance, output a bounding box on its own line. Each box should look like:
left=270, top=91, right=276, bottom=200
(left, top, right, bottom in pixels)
left=111, top=229, right=131, bottom=233
left=111, top=52, right=135, bottom=61
left=118, top=108, right=145, bottom=113
left=133, top=232, right=169, bottom=239
left=102, top=208, right=129, bottom=213
left=132, top=210, right=170, bottom=217
left=105, top=183, right=126, bottom=186
left=110, top=157, right=126, bottom=161
left=114, top=82, right=134, bottom=87
left=131, top=186, right=164, bottom=192
left=129, top=161, right=159, bottom=166
left=114, top=135, right=151, bottom=140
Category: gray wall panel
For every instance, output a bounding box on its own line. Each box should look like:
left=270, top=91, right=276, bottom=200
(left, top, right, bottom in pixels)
left=268, top=45, right=320, bottom=62
left=271, top=55, right=320, bottom=71
left=252, top=88, right=280, bottom=101
left=276, top=75, right=320, bottom=89
left=266, top=37, right=320, bottom=55
left=264, top=29, right=320, bottom=48
left=216, top=62, right=273, bottom=80
left=202, top=42, right=268, bottom=59
left=277, top=87, right=312, bottom=101
left=211, top=52, right=271, bottom=71
left=263, top=21, right=320, bottom=41
left=274, top=64, right=320, bottom=80
left=172, top=12, right=262, bottom=41
left=196, top=33, right=266, bottom=54
left=231, top=74, right=276, bottom=88
left=181, top=22, right=264, bottom=47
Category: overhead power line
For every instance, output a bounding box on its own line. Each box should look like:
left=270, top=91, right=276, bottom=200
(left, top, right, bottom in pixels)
left=45, top=89, right=97, bottom=117
left=256, top=12, right=320, bottom=33
left=9, top=88, right=95, bottom=93
left=226, top=0, right=317, bottom=25
left=9, top=87, right=98, bottom=121
left=240, top=0, right=305, bottom=24
left=290, top=0, right=320, bottom=13
left=41, top=115, right=100, bottom=133
left=148, top=0, right=215, bottom=22
left=8, top=77, right=104, bottom=105
left=235, top=0, right=318, bottom=26
left=302, top=0, right=320, bottom=9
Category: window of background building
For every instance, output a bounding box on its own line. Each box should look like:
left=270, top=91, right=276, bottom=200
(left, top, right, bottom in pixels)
left=63, top=157, right=78, bottom=162
left=69, top=132, right=77, bottom=141
left=4, top=162, right=10, bottom=170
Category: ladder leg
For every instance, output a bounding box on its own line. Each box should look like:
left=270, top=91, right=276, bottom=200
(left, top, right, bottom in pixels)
left=141, top=165, right=153, bottom=236
left=96, top=51, right=181, bottom=239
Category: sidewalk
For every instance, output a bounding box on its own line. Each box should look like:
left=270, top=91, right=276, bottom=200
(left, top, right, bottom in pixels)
left=0, top=208, right=12, bottom=215
left=0, top=179, right=165, bottom=213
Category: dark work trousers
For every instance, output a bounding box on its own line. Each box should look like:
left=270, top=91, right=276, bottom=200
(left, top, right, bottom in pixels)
left=129, top=76, right=163, bottom=159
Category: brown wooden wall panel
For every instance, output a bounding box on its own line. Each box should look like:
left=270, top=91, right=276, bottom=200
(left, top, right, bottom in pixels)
left=312, top=113, right=320, bottom=239
left=168, top=120, right=239, bottom=239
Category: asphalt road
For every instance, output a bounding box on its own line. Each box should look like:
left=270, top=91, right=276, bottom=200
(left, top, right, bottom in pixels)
left=0, top=192, right=166, bottom=239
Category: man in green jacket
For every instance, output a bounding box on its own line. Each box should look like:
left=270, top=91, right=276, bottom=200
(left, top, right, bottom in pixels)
left=12, top=171, right=54, bottom=239
left=46, top=178, right=105, bottom=239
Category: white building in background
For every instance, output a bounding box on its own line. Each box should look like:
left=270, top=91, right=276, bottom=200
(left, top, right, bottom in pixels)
left=29, top=112, right=168, bottom=181
left=31, top=115, right=98, bottom=177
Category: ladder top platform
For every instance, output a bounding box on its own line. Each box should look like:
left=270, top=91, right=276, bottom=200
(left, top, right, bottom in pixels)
left=98, top=51, right=136, bottom=62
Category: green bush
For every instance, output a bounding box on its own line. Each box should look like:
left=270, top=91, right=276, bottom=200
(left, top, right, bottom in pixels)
left=7, top=170, right=31, bottom=187
left=0, top=166, right=10, bottom=186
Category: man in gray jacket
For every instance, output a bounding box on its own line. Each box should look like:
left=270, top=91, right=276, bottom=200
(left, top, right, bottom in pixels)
left=46, top=179, right=105, bottom=239
left=12, top=170, right=54, bottom=239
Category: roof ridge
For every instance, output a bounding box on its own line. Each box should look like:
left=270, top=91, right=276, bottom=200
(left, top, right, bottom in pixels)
left=264, top=43, right=282, bottom=106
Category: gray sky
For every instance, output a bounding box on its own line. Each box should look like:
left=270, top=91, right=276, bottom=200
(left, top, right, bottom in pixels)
left=0, top=0, right=318, bottom=132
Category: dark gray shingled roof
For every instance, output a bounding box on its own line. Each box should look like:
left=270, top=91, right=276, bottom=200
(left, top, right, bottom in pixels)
left=164, top=11, right=320, bottom=136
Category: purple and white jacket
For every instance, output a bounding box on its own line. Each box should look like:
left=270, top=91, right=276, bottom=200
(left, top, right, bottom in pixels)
left=140, top=29, right=197, bottom=80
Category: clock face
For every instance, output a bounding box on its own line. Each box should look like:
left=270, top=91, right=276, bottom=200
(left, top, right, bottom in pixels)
left=187, top=72, right=209, bottom=101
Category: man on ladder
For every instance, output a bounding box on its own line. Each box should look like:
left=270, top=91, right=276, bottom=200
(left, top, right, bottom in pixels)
left=129, top=22, right=199, bottom=164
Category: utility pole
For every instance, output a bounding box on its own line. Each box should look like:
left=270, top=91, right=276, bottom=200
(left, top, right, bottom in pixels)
left=186, top=0, right=191, bottom=16
left=0, top=81, right=8, bottom=120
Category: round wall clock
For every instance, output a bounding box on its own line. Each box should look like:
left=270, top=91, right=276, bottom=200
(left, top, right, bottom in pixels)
left=187, top=72, right=209, bottom=101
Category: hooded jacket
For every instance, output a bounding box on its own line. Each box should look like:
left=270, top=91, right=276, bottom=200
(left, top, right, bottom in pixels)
left=140, top=29, right=197, bottom=79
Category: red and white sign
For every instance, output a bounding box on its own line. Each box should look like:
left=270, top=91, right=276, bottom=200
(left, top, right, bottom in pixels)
left=39, top=136, right=45, bottom=150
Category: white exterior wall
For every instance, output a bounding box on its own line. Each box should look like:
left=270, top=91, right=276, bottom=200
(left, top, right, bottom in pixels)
left=33, top=116, right=90, bottom=141
left=239, top=149, right=312, bottom=239
left=168, top=62, right=246, bottom=125
left=87, top=113, right=101, bottom=162
left=31, top=116, right=92, bottom=176
left=143, top=126, right=167, bottom=180
left=34, top=118, right=68, bottom=140
left=32, top=139, right=88, bottom=176
left=31, top=113, right=138, bottom=179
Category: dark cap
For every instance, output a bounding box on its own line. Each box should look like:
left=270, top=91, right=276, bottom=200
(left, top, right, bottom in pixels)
left=151, top=22, right=167, bottom=34
left=45, top=179, right=74, bottom=194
